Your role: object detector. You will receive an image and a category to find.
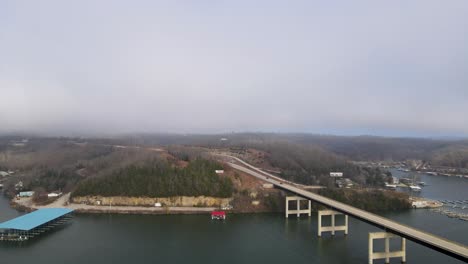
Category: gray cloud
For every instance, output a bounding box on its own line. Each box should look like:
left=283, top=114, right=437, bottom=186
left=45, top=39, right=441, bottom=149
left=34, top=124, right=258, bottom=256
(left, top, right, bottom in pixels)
left=1, top=0, right=467, bottom=137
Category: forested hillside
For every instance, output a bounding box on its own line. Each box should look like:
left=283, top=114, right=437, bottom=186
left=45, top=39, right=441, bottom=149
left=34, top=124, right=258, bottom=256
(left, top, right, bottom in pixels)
left=232, top=142, right=391, bottom=186
left=72, top=159, right=233, bottom=198
left=0, top=138, right=168, bottom=197
left=430, top=145, right=468, bottom=168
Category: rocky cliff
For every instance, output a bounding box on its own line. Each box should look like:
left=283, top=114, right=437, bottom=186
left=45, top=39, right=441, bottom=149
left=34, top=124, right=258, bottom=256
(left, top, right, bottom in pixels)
left=72, top=195, right=232, bottom=207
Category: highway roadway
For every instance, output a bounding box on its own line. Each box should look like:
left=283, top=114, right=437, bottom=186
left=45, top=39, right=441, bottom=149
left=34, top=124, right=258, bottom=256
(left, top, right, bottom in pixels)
left=220, top=155, right=468, bottom=262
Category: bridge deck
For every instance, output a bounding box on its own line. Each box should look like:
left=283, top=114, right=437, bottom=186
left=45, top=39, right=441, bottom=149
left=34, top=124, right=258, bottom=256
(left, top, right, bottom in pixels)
left=224, top=156, right=468, bottom=262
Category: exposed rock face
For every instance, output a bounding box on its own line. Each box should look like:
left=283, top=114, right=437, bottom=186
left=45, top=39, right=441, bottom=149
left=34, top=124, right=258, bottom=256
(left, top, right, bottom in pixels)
left=72, top=195, right=232, bottom=207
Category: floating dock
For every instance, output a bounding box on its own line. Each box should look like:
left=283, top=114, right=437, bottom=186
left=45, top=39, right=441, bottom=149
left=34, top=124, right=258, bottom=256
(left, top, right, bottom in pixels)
left=0, top=208, right=74, bottom=241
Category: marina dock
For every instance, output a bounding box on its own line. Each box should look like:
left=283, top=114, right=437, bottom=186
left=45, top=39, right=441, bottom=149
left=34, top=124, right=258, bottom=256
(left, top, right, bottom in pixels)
left=0, top=208, right=74, bottom=241
left=430, top=200, right=468, bottom=221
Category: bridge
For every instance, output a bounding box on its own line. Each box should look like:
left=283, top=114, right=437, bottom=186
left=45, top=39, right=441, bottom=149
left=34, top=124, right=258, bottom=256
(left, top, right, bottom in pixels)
left=218, top=154, right=468, bottom=263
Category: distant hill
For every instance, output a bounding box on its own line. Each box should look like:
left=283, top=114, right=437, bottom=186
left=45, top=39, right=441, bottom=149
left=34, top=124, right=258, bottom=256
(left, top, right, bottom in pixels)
left=93, top=133, right=468, bottom=168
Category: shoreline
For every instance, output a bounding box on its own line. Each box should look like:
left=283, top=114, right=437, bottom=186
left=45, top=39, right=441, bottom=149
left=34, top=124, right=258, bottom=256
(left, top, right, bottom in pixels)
left=8, top=190, right=435, bottom=216
left=9, top=193, right=221, bottom=215
left=10, top=202, right=221, bottom=215
left=8, top=200, right=284, bottom=216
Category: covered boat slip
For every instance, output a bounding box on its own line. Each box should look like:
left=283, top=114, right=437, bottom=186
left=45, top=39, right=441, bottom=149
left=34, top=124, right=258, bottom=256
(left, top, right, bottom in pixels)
left=0, top=208, right=74, bottom=241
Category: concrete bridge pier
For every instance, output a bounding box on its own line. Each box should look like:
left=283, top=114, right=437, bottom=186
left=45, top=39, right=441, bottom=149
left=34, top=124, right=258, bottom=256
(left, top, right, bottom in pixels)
left=285, top=196, right=311, bottom=218
left=317, top=210, right=348, bottom=237
left=368, top=232, right=406, bottom=264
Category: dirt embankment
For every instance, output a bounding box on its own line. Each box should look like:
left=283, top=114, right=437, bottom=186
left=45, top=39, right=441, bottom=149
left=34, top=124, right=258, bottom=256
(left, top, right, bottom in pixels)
left=72, top=195, right=232, bottom=207
left=223, top=165, right=286, bottom=213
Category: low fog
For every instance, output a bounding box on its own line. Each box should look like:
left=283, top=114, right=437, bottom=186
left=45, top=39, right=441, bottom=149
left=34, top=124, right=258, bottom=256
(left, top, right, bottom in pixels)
left=1, top=1, right=467, bottom=137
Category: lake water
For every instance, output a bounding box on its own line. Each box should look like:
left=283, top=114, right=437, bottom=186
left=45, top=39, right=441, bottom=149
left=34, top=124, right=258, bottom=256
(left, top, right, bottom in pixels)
left=1, top=171, right=467, bottom=264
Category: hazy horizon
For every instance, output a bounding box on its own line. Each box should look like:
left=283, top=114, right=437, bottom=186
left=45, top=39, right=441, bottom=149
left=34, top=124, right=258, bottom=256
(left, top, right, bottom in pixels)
left=1, top=1, right=468, bottom=138
left=1, top=130, right=467, bottom=141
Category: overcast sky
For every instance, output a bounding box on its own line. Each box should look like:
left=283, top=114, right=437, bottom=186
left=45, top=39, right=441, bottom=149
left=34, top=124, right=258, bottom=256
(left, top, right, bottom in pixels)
left=1, top=1, right=467, bottom=137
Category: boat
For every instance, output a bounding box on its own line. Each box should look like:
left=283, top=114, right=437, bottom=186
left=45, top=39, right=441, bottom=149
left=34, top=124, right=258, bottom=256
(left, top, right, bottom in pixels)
left=417, top=181, right=426, bottom=186
left=409, top=185, right=422, bottom=192
left=211, top=211, right=226, bottom=220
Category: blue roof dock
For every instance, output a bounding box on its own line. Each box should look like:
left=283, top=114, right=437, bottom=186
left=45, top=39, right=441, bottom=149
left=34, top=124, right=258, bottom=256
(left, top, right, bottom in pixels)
left=0, top=208, right=74, bottom=231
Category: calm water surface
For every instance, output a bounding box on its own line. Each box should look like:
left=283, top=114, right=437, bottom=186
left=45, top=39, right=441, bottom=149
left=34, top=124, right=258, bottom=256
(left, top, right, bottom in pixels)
left=1, top=172, right=467, bottom=264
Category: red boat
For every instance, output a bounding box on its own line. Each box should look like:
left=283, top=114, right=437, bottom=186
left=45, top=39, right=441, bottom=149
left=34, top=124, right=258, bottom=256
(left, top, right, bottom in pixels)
left=211, top=211, right=226, bottom=220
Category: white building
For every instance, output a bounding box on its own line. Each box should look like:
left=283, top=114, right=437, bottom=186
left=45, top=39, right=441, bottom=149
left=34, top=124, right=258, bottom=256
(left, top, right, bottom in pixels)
left=18, top=191, right=34, bottom=197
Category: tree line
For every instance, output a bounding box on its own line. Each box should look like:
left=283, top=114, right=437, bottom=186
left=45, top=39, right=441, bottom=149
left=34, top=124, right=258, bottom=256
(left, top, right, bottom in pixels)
left=72, top=158, right=233, bottom=198
left=317, top=188, right=411, bottom=211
